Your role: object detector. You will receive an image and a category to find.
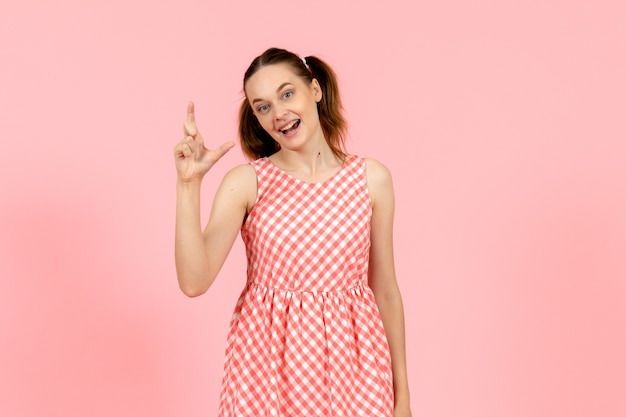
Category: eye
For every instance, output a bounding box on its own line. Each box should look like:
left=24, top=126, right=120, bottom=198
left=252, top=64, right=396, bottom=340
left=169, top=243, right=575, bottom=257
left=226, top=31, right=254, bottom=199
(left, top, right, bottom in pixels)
left=283, top=91, right=293, bottom=99
left=257, top=104, right=270, bottom=113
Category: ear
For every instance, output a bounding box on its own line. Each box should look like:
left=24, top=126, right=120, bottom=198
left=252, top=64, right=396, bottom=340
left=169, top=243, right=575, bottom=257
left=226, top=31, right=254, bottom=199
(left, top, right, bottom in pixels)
left=311, top=78, right=323, bottom=103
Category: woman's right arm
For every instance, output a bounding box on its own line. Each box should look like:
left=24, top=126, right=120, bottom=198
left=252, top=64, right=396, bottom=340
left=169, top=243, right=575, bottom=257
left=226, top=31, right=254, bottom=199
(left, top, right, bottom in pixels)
left=173, top=102, right=255, bottom=297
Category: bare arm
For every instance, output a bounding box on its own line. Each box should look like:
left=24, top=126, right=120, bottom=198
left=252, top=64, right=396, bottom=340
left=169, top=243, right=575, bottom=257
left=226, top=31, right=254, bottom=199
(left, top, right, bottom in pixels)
left=173, top=102, right=255, bottom=297
left=366, top=158, right=412, bottom=417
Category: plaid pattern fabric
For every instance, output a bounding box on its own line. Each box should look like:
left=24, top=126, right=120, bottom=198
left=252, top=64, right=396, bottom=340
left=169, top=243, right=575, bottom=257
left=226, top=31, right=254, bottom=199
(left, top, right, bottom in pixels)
left=218, top=155, right=394, bottom=416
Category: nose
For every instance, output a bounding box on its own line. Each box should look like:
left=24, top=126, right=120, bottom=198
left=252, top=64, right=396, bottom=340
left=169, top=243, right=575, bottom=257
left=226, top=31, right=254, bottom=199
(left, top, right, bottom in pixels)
left=273, top=103, right=287, bottom=120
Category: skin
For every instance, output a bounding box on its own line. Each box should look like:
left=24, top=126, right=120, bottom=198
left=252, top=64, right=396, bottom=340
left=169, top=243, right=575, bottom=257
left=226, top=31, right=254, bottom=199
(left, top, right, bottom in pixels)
left=173, top=63, right=411, bottom=416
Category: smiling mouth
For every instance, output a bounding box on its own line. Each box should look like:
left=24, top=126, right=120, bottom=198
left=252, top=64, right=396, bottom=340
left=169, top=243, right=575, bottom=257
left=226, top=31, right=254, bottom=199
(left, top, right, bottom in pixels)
left=280, top=119, right=301, bottom=134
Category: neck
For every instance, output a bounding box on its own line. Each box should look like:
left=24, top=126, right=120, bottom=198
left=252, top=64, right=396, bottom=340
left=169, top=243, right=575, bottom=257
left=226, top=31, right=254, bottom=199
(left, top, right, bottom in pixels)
left=271, top=145, right=343, bottom=180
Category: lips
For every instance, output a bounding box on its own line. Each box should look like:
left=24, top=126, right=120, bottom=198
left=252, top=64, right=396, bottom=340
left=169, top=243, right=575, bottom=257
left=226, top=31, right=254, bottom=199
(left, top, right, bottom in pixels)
left=279, top=119, right=301, bottom=135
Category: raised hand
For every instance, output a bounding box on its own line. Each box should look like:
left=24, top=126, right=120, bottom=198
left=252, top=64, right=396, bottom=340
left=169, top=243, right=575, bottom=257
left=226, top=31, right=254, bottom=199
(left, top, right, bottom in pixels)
left=173, top=102, right=235, bottom=183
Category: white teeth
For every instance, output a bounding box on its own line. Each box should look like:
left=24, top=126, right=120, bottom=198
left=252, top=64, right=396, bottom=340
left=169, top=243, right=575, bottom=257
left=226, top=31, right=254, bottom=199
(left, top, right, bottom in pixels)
left=280, top=120, right=298, bottom=133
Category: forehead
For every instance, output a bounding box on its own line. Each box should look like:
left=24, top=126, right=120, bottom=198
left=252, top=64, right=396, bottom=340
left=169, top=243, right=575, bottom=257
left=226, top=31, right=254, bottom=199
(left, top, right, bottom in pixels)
left=245, top=63, right=305, bottom=98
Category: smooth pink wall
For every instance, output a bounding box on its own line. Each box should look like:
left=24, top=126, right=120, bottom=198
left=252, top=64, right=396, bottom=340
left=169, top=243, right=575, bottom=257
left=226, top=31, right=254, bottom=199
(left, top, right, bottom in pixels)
left=1, top=1, right=625, bottom=416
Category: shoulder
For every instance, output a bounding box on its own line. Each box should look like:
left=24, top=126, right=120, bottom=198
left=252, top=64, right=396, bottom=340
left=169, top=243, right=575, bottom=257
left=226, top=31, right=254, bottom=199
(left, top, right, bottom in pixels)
left=222, top=162, right=257, bottom=185
left=215, top=163, right=257, bottom=210
left=364, top=158, right=393, bottom=187
left=363, top=158, right=394, bottom=209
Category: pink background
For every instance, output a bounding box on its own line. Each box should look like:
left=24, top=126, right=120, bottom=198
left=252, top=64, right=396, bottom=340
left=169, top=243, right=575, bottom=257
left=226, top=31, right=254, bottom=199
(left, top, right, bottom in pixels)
left=1, top=0, right=625, bottom=416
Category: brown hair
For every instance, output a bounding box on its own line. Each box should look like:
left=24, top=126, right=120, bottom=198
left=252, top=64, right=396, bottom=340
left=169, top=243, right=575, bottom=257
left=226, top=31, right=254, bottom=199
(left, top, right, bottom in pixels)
left=238, top=48, right=347, bottom=160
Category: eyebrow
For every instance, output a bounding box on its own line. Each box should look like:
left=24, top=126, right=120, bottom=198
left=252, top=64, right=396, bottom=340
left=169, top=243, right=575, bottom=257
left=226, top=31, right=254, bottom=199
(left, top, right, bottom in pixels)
left=251, top=82, right=294, bottom=104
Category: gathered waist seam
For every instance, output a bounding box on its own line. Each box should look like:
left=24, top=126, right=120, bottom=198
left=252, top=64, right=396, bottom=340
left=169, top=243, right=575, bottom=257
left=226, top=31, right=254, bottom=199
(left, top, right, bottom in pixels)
left=245, top=280, right=368, bottom=294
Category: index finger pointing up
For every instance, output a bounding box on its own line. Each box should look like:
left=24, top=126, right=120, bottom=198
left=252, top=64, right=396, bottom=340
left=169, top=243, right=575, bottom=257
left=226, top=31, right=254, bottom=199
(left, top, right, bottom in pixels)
left=184, top=101, right=198, bottom=136
left=187, top=101, right=195, bottom=122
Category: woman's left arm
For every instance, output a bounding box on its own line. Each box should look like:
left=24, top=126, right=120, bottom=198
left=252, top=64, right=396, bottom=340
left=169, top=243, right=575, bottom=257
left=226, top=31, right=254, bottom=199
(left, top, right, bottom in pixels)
left=366, top=158, right=412, bottom=417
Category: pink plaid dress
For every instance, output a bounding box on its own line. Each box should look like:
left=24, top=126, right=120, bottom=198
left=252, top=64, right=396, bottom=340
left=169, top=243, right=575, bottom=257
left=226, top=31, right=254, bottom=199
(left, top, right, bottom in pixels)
left=218, top=155, right=394, bottom=416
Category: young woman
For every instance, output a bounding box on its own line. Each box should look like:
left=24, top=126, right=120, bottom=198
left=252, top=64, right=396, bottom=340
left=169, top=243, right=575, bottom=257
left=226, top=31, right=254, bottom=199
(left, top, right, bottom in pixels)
left=174, top=48, right=412, bottom=417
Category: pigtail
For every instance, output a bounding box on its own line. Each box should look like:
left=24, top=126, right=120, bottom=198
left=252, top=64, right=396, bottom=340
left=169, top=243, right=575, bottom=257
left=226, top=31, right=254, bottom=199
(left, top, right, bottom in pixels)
left=302, top=56, right=348, bottom=161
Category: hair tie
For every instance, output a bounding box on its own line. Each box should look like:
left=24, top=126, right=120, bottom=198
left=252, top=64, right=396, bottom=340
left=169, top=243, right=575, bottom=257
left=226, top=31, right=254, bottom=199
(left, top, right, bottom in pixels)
left=302, top=57, right=309, bottom=70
